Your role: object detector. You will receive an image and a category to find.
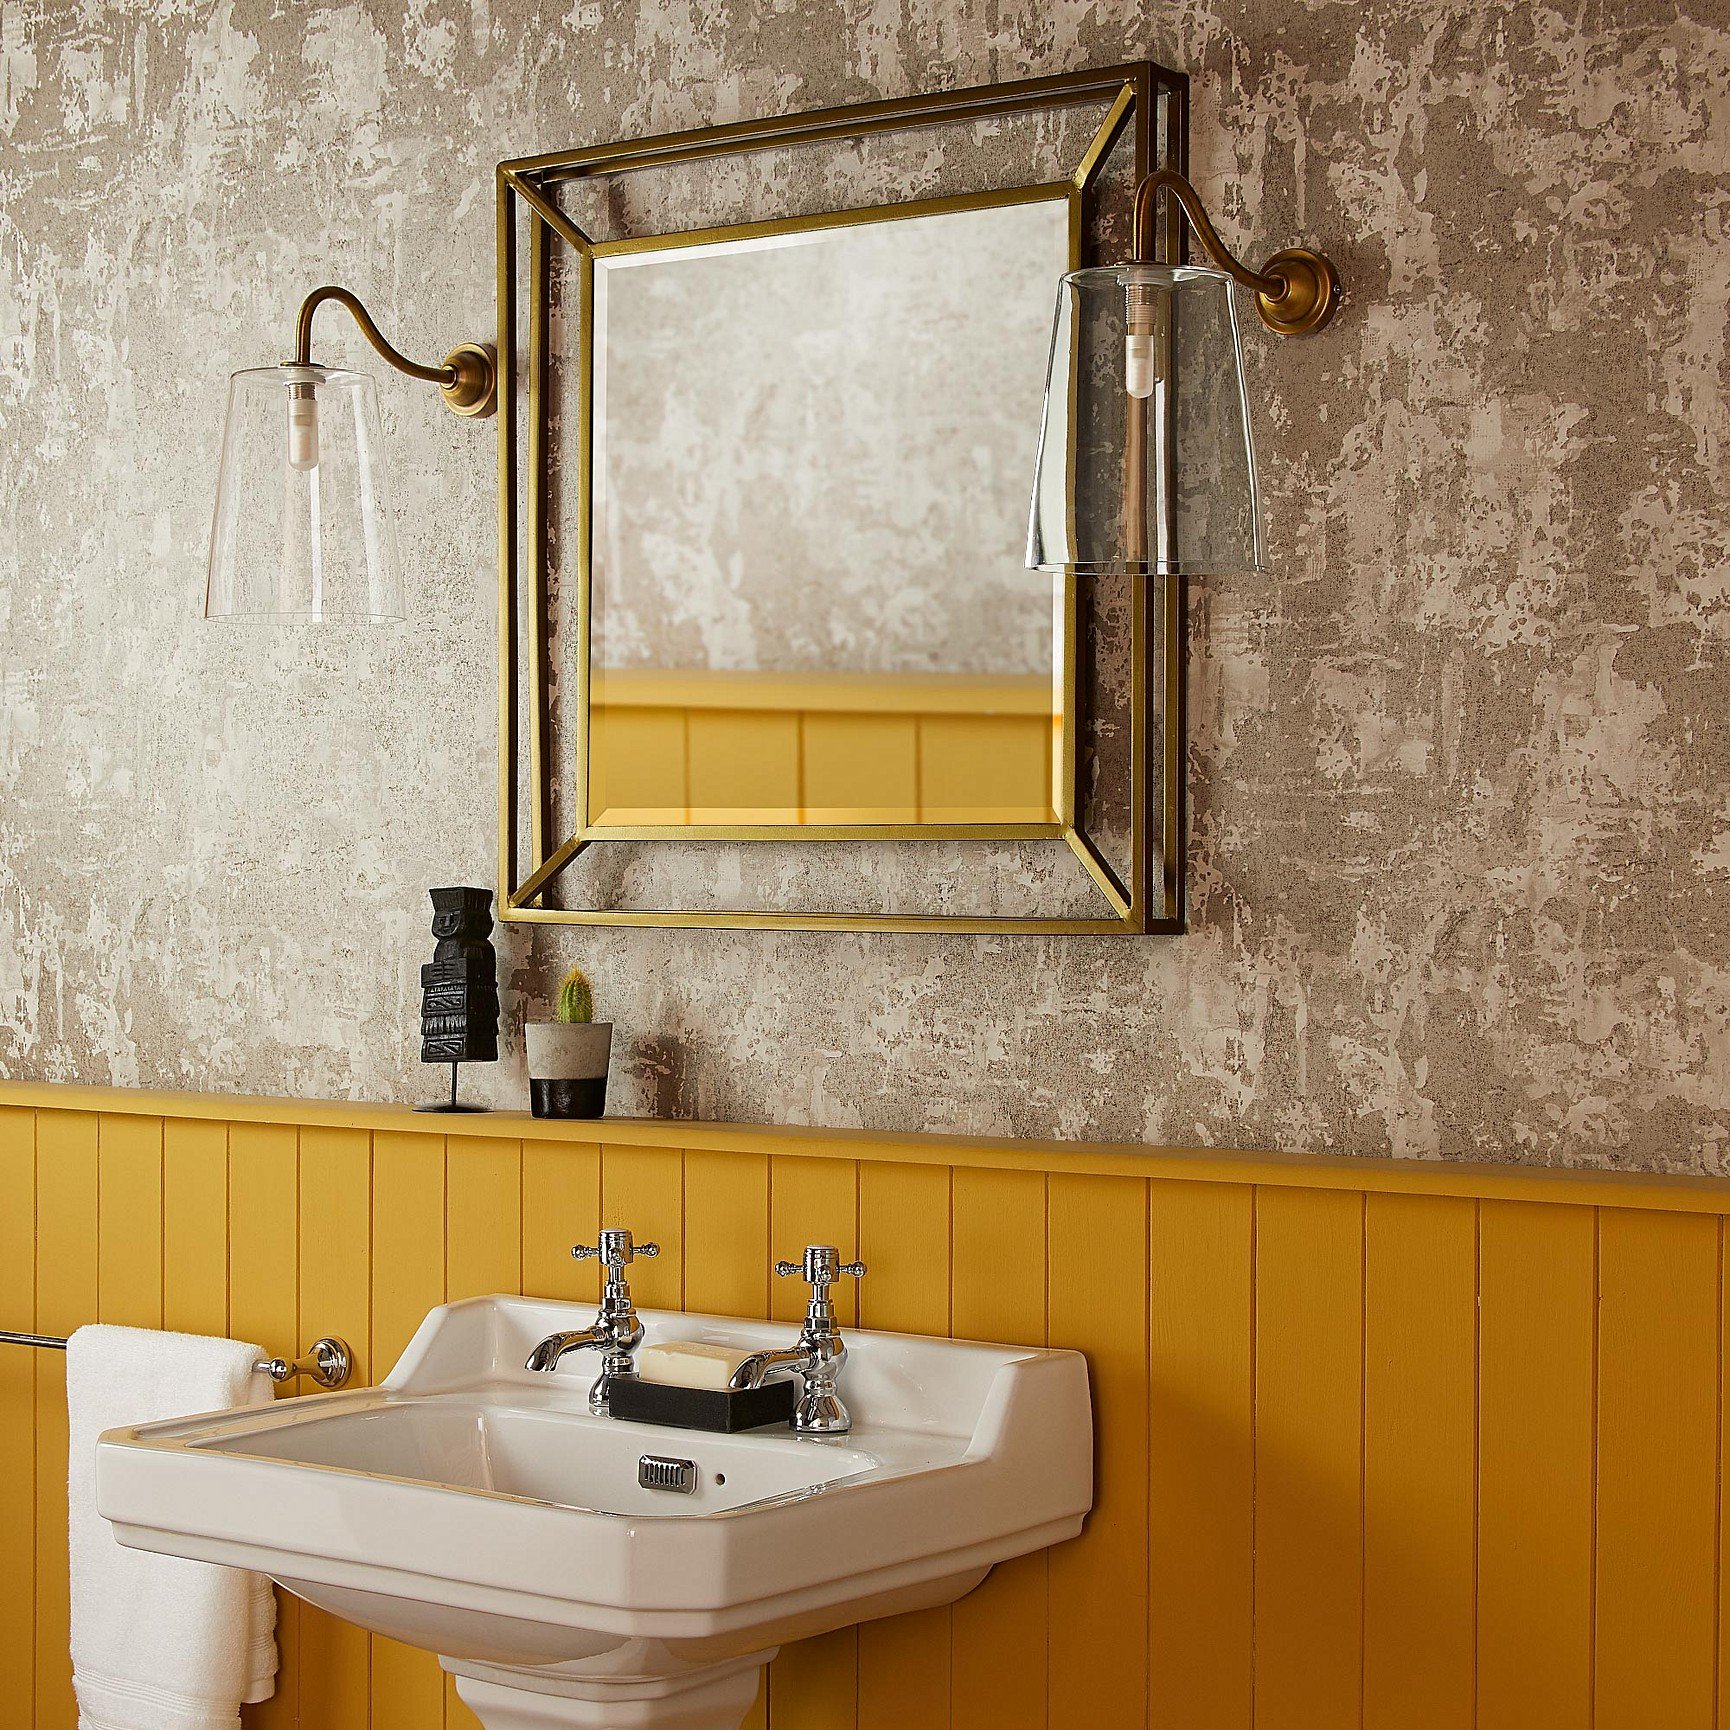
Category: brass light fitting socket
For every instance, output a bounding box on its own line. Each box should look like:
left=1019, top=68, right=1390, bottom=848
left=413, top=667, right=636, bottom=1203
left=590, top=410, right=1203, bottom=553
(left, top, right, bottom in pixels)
left=1253, top=247, right=1341, bottom=337
left=440, top=341, right=499, bottom=418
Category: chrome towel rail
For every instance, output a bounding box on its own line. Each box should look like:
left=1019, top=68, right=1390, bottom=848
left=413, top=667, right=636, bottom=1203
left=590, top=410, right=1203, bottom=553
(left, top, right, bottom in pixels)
left=0, top=1329, right=353, bottom=1390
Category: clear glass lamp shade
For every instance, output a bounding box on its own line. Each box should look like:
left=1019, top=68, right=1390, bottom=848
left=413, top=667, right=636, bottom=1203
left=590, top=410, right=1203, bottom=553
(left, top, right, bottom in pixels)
left=205, top=364, right=404, bottom=621
left=1027, top=263, right=1266, bottom=577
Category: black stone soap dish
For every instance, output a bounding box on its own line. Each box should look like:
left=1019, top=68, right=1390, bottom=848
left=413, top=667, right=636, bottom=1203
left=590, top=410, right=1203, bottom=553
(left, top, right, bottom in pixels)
left=607, top=1374, right=797, bottom=1434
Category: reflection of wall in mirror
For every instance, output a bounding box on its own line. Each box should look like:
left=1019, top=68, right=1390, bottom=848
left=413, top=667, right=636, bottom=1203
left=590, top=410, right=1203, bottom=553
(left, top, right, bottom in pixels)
left=591, top=196, right=1070, bottom=682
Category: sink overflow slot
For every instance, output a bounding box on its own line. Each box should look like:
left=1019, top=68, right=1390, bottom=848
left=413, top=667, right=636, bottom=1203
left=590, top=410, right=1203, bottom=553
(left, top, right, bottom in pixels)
left=638, top=1454, right=698, bottom=1494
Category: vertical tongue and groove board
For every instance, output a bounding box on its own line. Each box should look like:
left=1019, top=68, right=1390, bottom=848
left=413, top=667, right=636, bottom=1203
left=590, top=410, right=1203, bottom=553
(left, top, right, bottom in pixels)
left=1594, top=1208, right=1718, bottom=1730
left=35, top=1109, right=98, bottom=1730
left=298, top=1125, right=372, bottom=1730
left=1478, top=1199, right=1595, bottom=1730
left=766, top=1151, right=862, bottom=1730
left=950, top=1164, right=1047, bottom=1730
left=227, top=1119, right=299, bottom=1730
left=444, top=1130, right=525, bottom=1730
left=857, top=1156, right=952, bottom=1730
left=0, top=1106, right=38, bottom=1729
left=371, top=1127, right=449, bottom=1730
left=1253, top=1185, right=1366, bottom=1730
left=1363, top=1192, right=1476, bottom=1728
left=1147, top=1177, right=1255, bottom=1730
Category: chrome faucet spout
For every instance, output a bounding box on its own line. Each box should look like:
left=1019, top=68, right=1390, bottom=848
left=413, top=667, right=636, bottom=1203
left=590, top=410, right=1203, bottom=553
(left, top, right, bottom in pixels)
left=728, top=1346, right=814, bottom=1390
left=523, top=1326, right=607, bottom=1374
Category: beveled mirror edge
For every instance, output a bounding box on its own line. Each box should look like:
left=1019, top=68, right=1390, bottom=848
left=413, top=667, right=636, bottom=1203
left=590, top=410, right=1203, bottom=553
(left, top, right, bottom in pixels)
left=497, top=60, right=1189, bottom=935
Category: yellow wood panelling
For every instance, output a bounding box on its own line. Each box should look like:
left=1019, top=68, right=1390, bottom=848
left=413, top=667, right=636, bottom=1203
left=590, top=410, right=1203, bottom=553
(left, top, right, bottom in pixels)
left=523, top=1139, right=601, bottom=1305
left=1049, top=1174, right=1149, bottom=1725
left=950, top=1166, right=1047, bottom=1730
left=35, top=1109, right=96, bottom=1730
left=447, top=1134, right=523, bottom=1303
left=1146, top=1179, right=1253, bottom=1730
left=1477, top=1199, right=1595, bottom=1730
left=858, top=1161, right=952, bottom=1730
left=164, top=1119, right=228, bottom=1337
left=766, top=1154, right=861, bottom=1730
left=1595, top=1208, right=1719, bottom=1730
left=229, top=1121, right=301, bottom=1730
left=684, top=1149, right=770, bottom=1321
left=0, top=1106, right=37, bottom=1729
left=601, top=1143, right=684, bottom=1308
left=23, top=1080, right=1730, bottom=1214
left=1362, top=1192, right=1476, bottom=1730
left=300, top=1126, right=374, bottom=1730
left=370, top=1130, right=448, bottom=1729
left=98, top=1115, right=163, bottom=1332
left=1722, top=1229, right=1730, bottom=1730
left=1254, top=1185, right=1365, bottom=1730
left=9, top=1090, right=1730, bottom=1730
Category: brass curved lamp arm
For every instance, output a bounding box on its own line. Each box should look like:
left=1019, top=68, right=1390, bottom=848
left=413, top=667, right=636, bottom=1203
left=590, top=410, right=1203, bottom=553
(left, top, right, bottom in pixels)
left=293, top=284, right=498, bottom=417
left=295, top=285, right=454, bottom=384
left=1130, top=169, right=1341, bottom=337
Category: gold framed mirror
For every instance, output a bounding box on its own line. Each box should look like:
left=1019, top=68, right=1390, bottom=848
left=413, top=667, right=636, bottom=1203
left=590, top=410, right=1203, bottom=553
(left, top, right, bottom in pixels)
left=497, top=62, right=1187, bottom=931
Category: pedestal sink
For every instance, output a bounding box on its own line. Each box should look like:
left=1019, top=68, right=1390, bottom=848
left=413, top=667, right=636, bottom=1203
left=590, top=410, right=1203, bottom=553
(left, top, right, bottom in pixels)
left=96, top=1296, right=1092, bottom=1730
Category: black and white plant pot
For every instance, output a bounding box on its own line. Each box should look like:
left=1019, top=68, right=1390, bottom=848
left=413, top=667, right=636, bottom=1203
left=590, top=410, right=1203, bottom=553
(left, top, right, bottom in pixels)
left=525, top=1023, right=613, bottom=1119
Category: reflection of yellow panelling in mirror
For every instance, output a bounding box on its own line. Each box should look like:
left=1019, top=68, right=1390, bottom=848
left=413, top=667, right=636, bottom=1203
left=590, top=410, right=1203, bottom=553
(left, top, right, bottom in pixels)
left=919, top=712, right=1055, bottom=824
left=588, top=705, right=688, bottom=827
left=688, top=710, right=801, bottom=827
left=803, top=713, right=919, bottom=825
left=588, top=669, right=1056, bottom=827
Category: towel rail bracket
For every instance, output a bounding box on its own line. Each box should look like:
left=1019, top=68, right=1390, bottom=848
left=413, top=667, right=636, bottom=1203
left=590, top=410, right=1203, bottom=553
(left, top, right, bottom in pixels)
left=0, top=1330, right=354, bottom=1390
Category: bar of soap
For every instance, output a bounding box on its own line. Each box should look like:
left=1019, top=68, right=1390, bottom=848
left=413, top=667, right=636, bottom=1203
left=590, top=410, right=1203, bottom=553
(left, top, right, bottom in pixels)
left=636, top=1341, right=754, bottom=1391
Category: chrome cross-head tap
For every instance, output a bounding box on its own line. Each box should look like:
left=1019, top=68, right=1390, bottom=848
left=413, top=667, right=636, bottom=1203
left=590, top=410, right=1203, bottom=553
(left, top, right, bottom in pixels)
left=729, top=1243, right=866, bottom=1435
left=524, top=1227, right=660, bottom=1412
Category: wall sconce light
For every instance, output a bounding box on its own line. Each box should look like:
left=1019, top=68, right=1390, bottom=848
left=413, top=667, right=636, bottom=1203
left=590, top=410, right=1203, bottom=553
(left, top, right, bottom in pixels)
left=1027, top=169, right=1340, bottom=578
left=205, top=287, right=496, bottom=622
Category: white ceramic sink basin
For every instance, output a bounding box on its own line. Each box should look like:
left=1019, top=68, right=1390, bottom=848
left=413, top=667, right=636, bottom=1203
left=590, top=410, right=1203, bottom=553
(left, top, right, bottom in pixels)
left=202, top=1395, right=877, bottom=1511
left=97, top=1296, right=1092, bottom=1730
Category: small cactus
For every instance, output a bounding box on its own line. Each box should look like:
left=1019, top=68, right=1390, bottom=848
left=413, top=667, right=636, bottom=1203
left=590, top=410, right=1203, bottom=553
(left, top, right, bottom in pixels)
left=556, top=965, right=594, bottom=1025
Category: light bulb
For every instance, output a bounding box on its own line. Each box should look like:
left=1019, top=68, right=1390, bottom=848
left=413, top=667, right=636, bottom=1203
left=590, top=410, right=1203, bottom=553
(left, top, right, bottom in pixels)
left=287, top=383, right=320, bottom=471
left=1125, top=280, right=1158, bottom=400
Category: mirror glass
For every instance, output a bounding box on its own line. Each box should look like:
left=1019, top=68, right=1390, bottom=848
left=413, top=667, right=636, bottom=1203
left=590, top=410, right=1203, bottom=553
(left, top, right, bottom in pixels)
left=586, top=195, right=1071, bottom=831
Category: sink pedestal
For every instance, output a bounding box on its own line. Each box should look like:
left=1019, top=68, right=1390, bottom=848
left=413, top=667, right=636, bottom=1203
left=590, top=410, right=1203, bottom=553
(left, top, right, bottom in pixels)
left=448, top=1652, right=772, bottom=1730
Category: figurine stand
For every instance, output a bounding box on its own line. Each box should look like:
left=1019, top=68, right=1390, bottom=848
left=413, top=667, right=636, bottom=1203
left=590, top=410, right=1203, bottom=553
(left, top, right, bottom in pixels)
left=416, top=1061, right=490, bottom=1114
left=417, top=885, right=500, bottom=1114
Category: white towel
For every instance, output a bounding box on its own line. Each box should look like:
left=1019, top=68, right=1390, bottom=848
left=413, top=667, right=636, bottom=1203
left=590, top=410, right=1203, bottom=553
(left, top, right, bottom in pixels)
left=67, top=1324, right=279, bottom=1730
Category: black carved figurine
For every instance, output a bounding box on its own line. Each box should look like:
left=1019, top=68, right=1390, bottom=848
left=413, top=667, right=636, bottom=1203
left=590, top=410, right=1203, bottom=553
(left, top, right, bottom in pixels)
left=417, top=886, right=499, bottom=1112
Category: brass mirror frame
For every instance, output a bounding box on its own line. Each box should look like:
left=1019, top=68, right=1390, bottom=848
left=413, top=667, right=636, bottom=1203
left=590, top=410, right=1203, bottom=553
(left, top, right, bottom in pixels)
left=496, top=61, right=1188, bottom=933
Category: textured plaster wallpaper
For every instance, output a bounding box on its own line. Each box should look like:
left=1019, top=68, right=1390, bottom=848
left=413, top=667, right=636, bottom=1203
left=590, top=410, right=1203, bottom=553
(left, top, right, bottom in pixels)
left=1, top=1, right=1727, bottom=1170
